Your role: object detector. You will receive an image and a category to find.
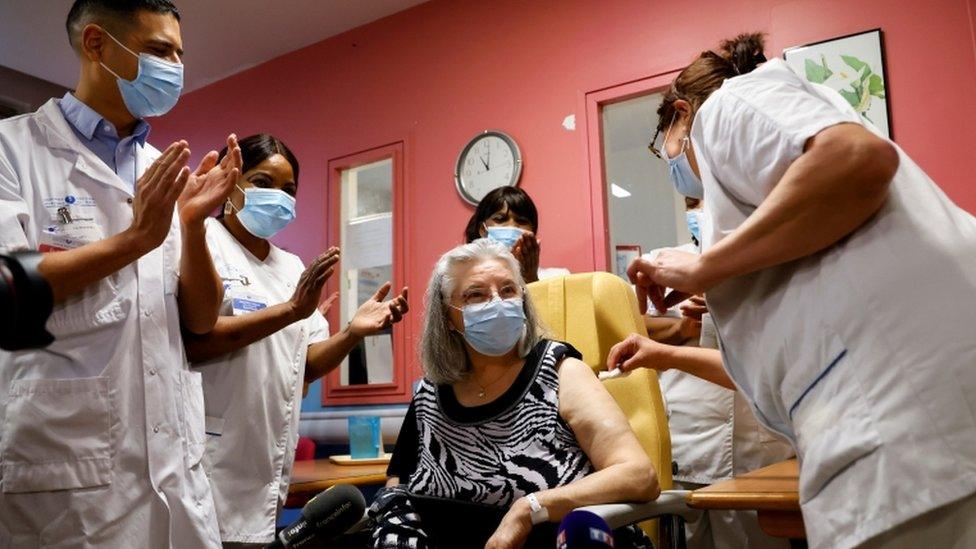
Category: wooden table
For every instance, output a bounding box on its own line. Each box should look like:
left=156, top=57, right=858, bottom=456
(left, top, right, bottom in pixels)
left=687, top=458, right=804, bottom=539
left=288, top=458, right=389, bottom=497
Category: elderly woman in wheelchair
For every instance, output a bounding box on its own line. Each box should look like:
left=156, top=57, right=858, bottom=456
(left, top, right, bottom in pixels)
left=371, top=239, right=659, bottom=548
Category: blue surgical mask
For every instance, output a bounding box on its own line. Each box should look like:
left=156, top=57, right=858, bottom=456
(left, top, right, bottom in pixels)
left=100, top=30, right=183, bottom=119
left=485, top=225, right=524, bottom=249
left=685, top=209, right=702, bottom=244
left=661, top=118, right=704, bottom=199
left=454, top=296, right=526, bottom=356
left=230, top=186, right=297, bottom=239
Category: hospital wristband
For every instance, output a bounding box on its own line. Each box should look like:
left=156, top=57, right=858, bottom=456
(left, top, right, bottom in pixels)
left=525, top=493, right=549, bottom=525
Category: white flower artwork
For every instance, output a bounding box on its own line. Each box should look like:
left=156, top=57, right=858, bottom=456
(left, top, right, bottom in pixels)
left=784, top=29, right=892, bottom=138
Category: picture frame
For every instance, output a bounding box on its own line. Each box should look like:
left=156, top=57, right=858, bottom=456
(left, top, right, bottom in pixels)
left=783, top=29, right=892, bottom=138
left=614, top=245, right=641, bottom=279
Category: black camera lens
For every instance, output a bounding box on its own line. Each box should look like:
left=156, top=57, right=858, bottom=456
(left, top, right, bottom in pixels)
left=0, top=252, right=54, bottom=351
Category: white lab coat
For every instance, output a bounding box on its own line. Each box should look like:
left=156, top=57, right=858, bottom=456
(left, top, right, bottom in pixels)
left=694, top=59, right=976, bottom=549
left=0, top=99, right=219, bottom=547
left=195, top=218, right=329, bottom=544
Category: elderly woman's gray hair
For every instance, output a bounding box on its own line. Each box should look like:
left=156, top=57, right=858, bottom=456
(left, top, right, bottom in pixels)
left=420, top=238, right=545, bottom=384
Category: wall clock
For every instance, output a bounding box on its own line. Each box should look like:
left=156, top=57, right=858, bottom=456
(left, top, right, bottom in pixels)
left=454, top=130, right=522, bottom=206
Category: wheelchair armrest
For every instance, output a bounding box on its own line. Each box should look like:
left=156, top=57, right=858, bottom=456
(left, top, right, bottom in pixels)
left=576, top=490, right=701, bottom=530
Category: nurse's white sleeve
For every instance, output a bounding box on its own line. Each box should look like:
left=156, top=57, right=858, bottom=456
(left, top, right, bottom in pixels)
left=307, top=310, right=330, bottom=345
left=696, top=79, right=854, bottom=206
left=0, top=151, right=30, bottom=252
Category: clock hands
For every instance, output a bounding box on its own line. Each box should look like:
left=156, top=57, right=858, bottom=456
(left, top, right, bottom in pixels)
left=480, top=156, right=489, bottom=172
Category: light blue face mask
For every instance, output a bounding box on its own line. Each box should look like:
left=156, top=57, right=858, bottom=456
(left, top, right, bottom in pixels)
left=100, top=30, right=183, bottom=119
left=685, top=209, right=702, bottom=244
left=661, top=117, right=704, bottom=199
left=454, top=296, right=526, bottom=356
left=485, top=225, right=525, bottom=249
left=230, top=186, right=297, bottom=239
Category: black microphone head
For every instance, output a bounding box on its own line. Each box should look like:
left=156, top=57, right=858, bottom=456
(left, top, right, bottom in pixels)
left=275, top=484, right=367, bottom=548
left=556, top=510, right=614, bottom=549
left=301, top=484, right=367, bottom=534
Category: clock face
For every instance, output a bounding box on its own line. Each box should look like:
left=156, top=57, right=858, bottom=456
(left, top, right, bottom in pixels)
left=455, top=131, right=522, bottom=205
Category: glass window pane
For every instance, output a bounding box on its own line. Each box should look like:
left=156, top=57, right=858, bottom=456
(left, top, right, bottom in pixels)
left=338, top=158, right=395, bottom=386
left=345, top=159, right=393, bottom=218
left=602, top=92, right=691, bottom=279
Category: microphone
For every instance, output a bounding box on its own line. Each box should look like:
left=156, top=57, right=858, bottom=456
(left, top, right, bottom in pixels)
left=266, top=484, right=367, bottom=548
left=556, top=510, right=615, bottom=549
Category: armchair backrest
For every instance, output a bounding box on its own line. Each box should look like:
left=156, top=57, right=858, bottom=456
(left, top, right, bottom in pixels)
left=527, top=272, right=674, bottom=541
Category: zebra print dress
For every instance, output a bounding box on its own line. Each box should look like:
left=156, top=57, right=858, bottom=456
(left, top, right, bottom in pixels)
left=373, top=339, right=653, bottom=548
left=401, top=339, right=594, bottom=505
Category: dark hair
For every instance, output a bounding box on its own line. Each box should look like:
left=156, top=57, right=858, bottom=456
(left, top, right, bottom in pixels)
left=656, top=32, right=767, bottom=134
left=463, top=187, right=539, bottom=243
left=66, top=0, right=180, bottom=52
left=218, top=133, right=300, bottom=184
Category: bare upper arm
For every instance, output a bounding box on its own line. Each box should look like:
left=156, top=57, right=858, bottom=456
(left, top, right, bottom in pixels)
left=557, top=357, right=650, bottom=471
left=803, top=123, right=899, bottom=190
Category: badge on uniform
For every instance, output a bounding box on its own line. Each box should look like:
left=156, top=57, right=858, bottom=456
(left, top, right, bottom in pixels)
left=37, top=197, right=104, bottom=252
left=37, top=221, right=103, bottom=252
left=232, top=297, right=267, bottom=315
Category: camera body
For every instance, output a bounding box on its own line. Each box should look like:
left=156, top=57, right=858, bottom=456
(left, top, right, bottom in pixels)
left=0, top=251, right=54, bottom=351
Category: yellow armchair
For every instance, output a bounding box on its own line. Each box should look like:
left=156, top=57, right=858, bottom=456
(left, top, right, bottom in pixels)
left=527, top=272, right=678, bottom=542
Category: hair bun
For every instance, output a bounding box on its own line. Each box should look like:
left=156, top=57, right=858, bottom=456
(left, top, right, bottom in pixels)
left=720, top=32, right=767, bottom=75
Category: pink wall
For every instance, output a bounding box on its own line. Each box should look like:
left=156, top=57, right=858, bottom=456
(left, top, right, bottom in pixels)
left=154, top=0, right=976, bottom=379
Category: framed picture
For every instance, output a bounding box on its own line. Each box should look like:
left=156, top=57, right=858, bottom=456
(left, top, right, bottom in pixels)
left=784, top=29, right=892, bottom=138
left=614, top=245, right=641, bottom=279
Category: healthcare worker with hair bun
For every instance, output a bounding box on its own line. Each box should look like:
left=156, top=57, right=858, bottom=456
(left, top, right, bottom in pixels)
left=617, top=32, right=976, bottom=548
left=184, top=134, right=409, bottom=547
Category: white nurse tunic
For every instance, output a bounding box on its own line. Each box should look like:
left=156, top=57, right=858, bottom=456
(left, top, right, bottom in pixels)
left=195, top=217, right=329, bottom=544
left=693, top=58, right=976, bottom=548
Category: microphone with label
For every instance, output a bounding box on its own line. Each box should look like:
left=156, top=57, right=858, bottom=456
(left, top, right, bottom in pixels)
left=556, top=509, right=615, bottom=549
left=266, top=484, right=367, bottom=548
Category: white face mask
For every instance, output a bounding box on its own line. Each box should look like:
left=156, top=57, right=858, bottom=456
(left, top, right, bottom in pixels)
left=661, top=113, right=704, bottom=199
left=484, top=225, right=525, bottom=248
left=451, top=296, right=526, bottom=357
left=98, top=29, right=183, bottom=118
left=686, top=209, right=702, bottom=245
left=226, top=185, right=297, bottom=239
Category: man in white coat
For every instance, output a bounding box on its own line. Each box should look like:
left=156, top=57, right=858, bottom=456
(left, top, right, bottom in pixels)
left=0, top=1, right=242, bottom=546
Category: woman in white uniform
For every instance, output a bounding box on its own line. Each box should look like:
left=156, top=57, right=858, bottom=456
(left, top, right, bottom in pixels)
left=184, top=134, right=409, bottom=547
left=620, top=33, right=976, bottom=548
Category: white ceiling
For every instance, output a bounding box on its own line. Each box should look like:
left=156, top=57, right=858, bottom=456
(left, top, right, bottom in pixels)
left=0, top=0, right=428, bottom=92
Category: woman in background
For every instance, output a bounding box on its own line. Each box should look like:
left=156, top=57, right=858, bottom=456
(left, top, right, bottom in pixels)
left=464, top=187, right=569, bottom=282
